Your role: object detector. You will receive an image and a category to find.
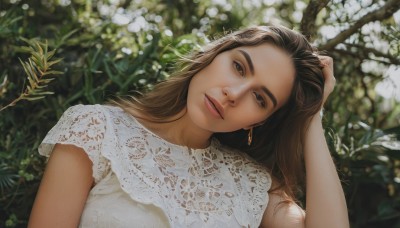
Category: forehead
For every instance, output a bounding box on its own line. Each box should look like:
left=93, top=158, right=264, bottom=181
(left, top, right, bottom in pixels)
left=231, top=44, right=295, bottom=108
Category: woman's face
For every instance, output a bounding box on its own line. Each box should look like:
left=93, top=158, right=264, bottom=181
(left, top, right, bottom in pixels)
left=187, top=43, right=295, bottom=133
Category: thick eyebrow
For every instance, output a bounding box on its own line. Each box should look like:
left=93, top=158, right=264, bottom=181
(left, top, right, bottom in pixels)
left=238, top=49, right=255, bottom=75
left=261, top=87, right=277, bottom=108
left=237, top=49, right=278, bottom=108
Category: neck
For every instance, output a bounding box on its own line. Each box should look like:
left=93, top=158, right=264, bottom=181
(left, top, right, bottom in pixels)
left=137, top=108, right=213, bottom=149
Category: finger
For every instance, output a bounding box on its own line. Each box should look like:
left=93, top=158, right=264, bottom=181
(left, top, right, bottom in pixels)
left=319, top=56, right=333, bottom=68
left=319, top=56, right=334, bottom=79
left=317, top=55, right=336, bottom=104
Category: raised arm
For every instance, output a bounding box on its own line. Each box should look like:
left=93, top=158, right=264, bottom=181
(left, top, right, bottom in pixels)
left=303, top=110, right=349, bottom=227
left=28, top=144, right=94, bottom=228
left=261, top=56, right=349, bottom=228
left=303, top=56, right=349, bottom=227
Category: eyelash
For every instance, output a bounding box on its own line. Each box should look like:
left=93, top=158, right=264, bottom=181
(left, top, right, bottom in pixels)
left=233, top=61, right=266, bottom=108
left=253, top=92, right=266, bottom=108
left=233, top=61, right=245, bottom=76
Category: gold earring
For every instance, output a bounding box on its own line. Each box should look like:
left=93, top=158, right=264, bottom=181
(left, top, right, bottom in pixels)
left=247, top=128, right=253, bottom=146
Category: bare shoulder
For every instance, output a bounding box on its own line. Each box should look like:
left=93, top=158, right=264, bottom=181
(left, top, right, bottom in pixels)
left=28, top=144, right=94, bottom=228
left=260, top=182, right=305, bottom=228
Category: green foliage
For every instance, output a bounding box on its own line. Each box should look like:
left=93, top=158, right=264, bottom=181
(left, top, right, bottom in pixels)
left=0, top=0, right=399, bottom=227
left=1, top=39, right=62, bottom=111
left=325, top=119, right=400, bottom=227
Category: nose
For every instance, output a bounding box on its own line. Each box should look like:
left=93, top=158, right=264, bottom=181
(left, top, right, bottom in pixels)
left=222, top=83, right=248, bottom=106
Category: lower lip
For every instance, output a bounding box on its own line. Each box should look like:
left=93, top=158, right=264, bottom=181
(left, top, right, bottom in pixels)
left=204, top=96, right=222, bottom=119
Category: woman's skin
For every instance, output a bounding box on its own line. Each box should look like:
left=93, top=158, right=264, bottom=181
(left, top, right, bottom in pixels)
left=28, top=45, right=349, bottom=227
left=141, top=43, right=295, bottom=149
left=29, top=144, right=93, bottom=228
left=260, top=56, right=348, bottom=228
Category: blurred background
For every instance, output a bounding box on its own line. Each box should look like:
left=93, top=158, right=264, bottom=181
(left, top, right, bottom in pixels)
left=0, top=0, right=399, bottom=227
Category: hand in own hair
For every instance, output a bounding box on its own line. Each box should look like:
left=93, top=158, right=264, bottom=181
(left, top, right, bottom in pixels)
left=319, top=56, right=336, bottom=106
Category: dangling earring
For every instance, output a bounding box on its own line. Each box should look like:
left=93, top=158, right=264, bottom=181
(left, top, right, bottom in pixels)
left=247, top=127, right=253, bottom=146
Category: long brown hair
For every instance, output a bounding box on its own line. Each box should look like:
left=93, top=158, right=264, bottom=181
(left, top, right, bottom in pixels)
left=113, top=25, right=324, bottom=202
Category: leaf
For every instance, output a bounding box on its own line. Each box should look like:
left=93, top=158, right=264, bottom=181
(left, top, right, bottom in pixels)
left=43, top=40, right=48, bottom=55
left=35, top=41, right=44, bottom=55
left=8, top=16, right=23, bottom=25
left=28, top=59, right=40, bottom=81
left=14, top=45, right=33, bottom=53
left=46, top=59, right=63, bottom=68
left=59, top=28, right=79, bottom=44
left=0, top=167, right=19, bottom=193
left=19, top=37, right=32, bottom=45
left=31, top=51, right=43, bottom=65
left=1, top=39, right=63, bottom=111
left=18, top=59, right=30, bottom=75
left=23, top=96, right=46, bottom=101
left=26, top=77, right=35, bottom=90
left=41, top=71, right=63, bottom=76
left=34, top=91, right=54, bottom=95
left=39, top=78, right=55, bottom=83
left=46, top=49, right=56, bottom=60
left=381, top=141, right=400, bottom=150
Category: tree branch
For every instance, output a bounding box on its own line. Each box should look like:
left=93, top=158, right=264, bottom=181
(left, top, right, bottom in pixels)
left=320, top=0, right=400, bottom=50
left=344, top=43, right=400, bottom=65
left=300, top=0, right=331, bottom=41
left=332, top=48, right=395, bottom=66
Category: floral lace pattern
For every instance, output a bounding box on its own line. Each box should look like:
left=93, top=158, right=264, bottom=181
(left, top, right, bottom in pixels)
left=39, top=105, right=272, bottom=227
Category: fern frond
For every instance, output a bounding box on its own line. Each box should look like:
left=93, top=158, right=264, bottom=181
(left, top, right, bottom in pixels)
left=24, top=96, right=46, bottom=101
left=0, top=72, right=8, bottom=98
left=0, top=40, right=63, bottom=112
left=41, top=71, right=63, bottom=76
left=0, top=166, right=18, bottom=194
left=47, top=58, right=63, bottom=68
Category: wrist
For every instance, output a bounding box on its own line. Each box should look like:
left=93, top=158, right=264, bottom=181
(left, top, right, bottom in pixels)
left=306, top=113, right=324, bottom=135
left=310, top=112, right=323, bottom=125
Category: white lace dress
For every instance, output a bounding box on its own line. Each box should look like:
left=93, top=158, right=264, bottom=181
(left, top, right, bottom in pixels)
left=39, top=105, right=272, bottom=228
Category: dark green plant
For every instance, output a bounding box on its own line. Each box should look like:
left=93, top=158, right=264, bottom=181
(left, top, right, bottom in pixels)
left=326, top=119, right=400, bottom=228
left=0, top=0, right=399, bottom=227
left=0, top=39, right=62, bottom=111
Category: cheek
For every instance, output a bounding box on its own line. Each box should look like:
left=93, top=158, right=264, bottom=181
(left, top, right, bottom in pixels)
left=230, top=104, right=268, bottom=127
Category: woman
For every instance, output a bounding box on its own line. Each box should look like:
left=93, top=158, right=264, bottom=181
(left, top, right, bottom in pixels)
left=29, top=25, right=349, bottom=227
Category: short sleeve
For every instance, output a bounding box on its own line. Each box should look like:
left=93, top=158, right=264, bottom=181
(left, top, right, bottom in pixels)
left=39, top=104, right=111, bottom=183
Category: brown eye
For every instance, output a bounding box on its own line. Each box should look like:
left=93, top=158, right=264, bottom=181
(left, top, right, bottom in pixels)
left=233, top=61, right=245, bottom=76
left=253, top=92, right=266, bottom=108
